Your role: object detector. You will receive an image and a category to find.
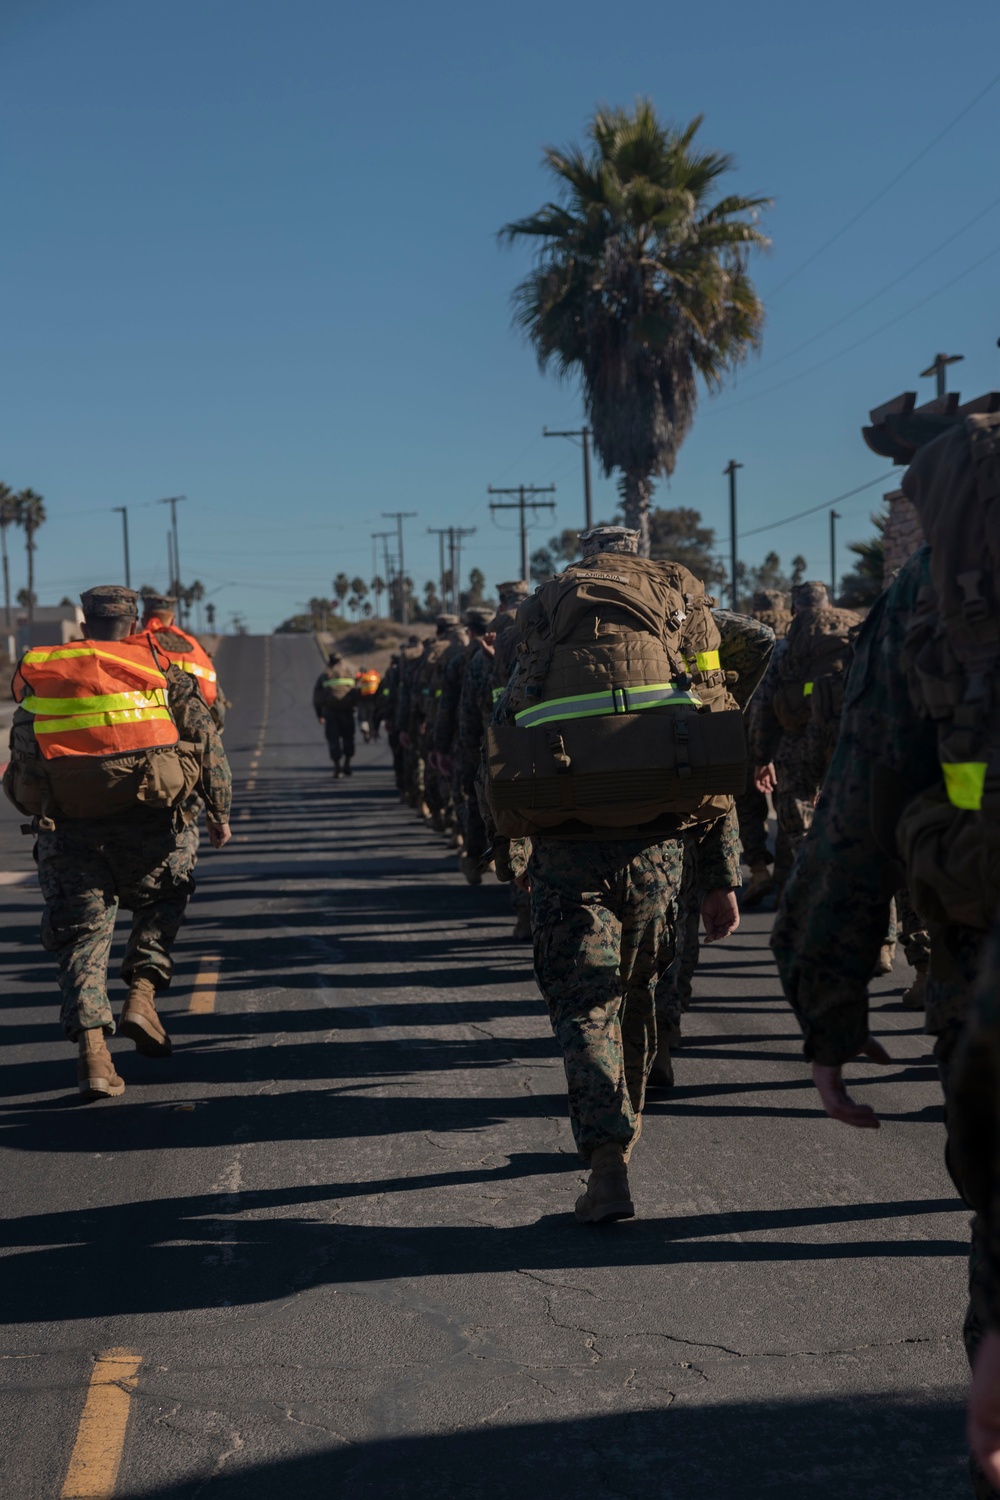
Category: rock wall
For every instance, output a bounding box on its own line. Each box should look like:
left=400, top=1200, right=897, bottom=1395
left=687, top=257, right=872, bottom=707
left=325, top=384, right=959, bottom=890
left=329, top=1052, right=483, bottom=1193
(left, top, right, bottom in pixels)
left=883, top=488, right=924, bottom=583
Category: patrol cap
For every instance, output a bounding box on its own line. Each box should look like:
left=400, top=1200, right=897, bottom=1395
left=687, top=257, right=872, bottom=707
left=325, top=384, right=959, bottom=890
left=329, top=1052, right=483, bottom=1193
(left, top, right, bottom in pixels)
left=752, top=588, right=787, bottom=612
left=497, top=579, right=529, bottom=605
left=580, top=525, right=640, bottom=557
left=327, top=651, right=342, bottom=665
left=791, top=580, right=830, bottom=611
left=465, top=607, right=492, bottom=632
left=142, top=593, right=177, bottom=615
left=435, top=613, right=460, bottom=635
left=80, top=585, right=139, bottom=619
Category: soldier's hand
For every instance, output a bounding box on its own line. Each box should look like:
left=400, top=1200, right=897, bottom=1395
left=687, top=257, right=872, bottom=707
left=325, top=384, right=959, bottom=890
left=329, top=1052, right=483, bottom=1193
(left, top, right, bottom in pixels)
left=969, top=1330, right=1000, bottom=1488
left=399, top=730, right=410, bottom=748
left=207, top=820, right=232, bottom=849
left=701, top=889, right=739, bottom=943
left=439, top=754, right=453, bottom=776
left=811, top=1036, right=891, bottom=1129
left=514, top=873, right=531, bottom=894
left=755, top=762, right=777, bottom=794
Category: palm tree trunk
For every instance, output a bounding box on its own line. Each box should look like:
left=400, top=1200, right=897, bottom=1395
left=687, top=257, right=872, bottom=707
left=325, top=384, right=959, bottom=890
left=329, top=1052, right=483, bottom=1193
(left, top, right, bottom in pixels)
left=26, top=528, right=35, bottom=620
left=1, top=524, right=10, bottom=630
left=618, top=471, right=653, bottom=558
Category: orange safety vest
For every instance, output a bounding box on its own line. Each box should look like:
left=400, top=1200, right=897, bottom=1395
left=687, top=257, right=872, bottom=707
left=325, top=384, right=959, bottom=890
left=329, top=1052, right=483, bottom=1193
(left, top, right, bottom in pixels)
left=144, top=616, right=219, bottom=705
left=13, top=639, right=179, bottom=760
left=356, top=670, right=381, bottom=697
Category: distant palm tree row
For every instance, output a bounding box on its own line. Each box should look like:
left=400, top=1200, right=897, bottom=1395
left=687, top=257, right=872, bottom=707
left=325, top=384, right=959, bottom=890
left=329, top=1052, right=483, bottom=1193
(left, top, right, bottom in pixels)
left=0, top=483, right=46, bottom=627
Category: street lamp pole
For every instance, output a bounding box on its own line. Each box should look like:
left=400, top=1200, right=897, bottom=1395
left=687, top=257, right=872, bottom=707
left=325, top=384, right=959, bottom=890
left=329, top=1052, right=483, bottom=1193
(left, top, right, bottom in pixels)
left=112, top=506, right=131, bottom=588
left=724, top=461, right=743, bottom=611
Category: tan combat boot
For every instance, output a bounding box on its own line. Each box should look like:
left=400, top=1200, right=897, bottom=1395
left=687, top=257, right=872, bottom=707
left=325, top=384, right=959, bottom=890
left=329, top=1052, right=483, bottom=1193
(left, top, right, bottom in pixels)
left=77, top=1029, right=125, bottom=1101
left=511, top=907, right=532, bottom=943
left=119, top=977, right=173, bottom=1058
left=873, top=942, right=896, bottom=977
left=741, top=862, right=774, bottom=909
left=575, top=1143, right=635, bottom=1225
left=901, top=966, right=928, bottom=1011
left=459, top=851, right=482, bottom=887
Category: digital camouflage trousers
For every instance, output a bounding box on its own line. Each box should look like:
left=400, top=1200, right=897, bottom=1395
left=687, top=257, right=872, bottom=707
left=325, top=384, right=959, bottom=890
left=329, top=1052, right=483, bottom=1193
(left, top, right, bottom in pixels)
left=36, top=812, right=199, bottom=1038
left=529, top=836, right=683, bottom=1162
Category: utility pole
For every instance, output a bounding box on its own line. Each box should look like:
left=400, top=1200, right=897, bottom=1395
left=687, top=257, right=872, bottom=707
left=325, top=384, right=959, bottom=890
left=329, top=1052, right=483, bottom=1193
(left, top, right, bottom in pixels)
left=830, top=508, right=841, bottom=598
left=112, top=506, right=131, bottom=588
left=447, top=526, right=477, bottom=613
left=920, top=352, right=964, bottom=400
left=487, top=485, right=556, bottom=585
left=372, top=530, right=393, bottom=619
left=382, top=511, right=416, bottom=624
left=156, top=495, right=187, bottom=608
left=724, top=461, right=743, bottom=611
left=427, top=527, right=450, bottom=612
left=543, top=425, right=593, bottom=530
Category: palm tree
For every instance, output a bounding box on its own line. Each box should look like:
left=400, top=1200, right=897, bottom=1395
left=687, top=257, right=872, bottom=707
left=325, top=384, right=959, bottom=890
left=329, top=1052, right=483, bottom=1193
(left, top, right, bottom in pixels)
left=500, top=101, right=770, bottom=553
left=0, top=484, right=16, bottom=630
left=16, top=489, right=46, bottom=621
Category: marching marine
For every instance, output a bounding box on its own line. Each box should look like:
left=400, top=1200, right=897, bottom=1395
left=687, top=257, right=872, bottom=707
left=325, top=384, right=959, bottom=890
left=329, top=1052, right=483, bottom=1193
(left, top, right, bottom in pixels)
left=4, top=585, right=232, bottom=1100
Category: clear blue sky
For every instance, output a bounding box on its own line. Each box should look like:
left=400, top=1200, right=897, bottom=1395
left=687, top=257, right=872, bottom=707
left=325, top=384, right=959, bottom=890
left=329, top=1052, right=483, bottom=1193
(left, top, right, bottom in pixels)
left=2, top=0, right=999, bottom=630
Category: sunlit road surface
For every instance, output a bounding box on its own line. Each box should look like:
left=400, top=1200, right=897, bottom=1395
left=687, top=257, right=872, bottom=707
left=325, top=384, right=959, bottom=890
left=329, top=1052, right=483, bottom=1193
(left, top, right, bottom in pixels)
left=0, top=634, right=972, bottom=1498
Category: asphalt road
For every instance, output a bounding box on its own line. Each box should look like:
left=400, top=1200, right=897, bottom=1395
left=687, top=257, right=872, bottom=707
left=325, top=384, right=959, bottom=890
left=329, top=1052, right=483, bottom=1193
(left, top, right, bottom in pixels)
left=0, top=633, right=974, bottom=1499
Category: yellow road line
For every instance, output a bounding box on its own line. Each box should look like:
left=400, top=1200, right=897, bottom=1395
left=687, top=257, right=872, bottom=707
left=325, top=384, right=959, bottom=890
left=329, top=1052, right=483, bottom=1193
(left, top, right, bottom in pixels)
left=188, top=956, right=221, bottom=1015
left=61, top=1349, right=142, bottom=1498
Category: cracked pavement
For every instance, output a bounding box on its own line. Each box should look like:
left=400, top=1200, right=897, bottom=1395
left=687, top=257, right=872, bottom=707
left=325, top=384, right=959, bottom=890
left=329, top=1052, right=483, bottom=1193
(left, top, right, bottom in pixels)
left=0, top=634, right=973, bottom=1497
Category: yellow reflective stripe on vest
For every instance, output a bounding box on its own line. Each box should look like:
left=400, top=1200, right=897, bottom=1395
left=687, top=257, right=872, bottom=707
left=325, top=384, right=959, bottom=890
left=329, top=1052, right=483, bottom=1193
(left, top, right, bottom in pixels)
left=803, top=681, right=814, bottom=697
left=22, top=689, right=169, bottom=717
left=942, top=761, right=987, bottom=811
left=32, top=706, right=175, bottom=735
left=695, top=650, right=720, bottom=671
left=515, top=682, right=702, bottom=729
left=23, top=645, right=166, bottom=685
left=178, top=661, right=217, bottom=683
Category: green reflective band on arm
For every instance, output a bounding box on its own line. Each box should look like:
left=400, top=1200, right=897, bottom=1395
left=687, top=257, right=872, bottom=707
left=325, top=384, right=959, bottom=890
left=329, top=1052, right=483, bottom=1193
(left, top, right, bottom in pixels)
left=942, top=761, right=988, bottom=811
left=803, top=681, right=814, bottom=697
left=695, top=650, right=720, bottom=671
left=515, top=681, right=702, bottom=729
left=492, top=687, right=503, bottom=703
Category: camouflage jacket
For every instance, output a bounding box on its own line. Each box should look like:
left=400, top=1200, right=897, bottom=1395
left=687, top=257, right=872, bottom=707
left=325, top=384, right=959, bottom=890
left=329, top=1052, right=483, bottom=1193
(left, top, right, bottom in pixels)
left=770, top=548, right=944, bottom=1064
left=713, top=609, right=775, bottom=710
left=456, top=640, right=495, bottom=771
left=433, top=637, right=473, bottom=753
left=949, top=922, right=1000, bottom=1326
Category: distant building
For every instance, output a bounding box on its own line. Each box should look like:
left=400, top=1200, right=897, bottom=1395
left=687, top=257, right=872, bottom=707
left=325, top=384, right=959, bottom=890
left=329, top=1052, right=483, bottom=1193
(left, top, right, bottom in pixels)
left=15, top=604, right=84, bottom=655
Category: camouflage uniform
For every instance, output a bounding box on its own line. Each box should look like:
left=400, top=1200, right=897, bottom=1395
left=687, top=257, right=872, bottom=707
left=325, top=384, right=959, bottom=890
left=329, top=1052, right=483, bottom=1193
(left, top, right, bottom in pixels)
left=33, top=661, right=232, bottom=1039
left=770, top=546, right=996, bottom=1496
left=747, top=638, right=816, bottom=892
left=489, top=539, right=743, bottom=1161
left=655, top=609, right=775, bottom=1039
left=738, top=591, right=792, bottom=870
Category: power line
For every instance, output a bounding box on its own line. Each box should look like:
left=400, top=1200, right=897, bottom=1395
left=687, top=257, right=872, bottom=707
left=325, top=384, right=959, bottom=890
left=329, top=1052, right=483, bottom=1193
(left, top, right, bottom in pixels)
left=764, top=67, right=1000, bottom=298
left=741, top=193, right=1000, bottom=384
left=715, top=242, right=1000, bottom=416
left=716, top=471, right=895, bottom=548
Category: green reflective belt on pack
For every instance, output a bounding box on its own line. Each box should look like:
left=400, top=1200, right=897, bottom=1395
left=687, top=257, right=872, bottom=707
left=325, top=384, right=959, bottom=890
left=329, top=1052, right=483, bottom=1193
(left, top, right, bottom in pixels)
left=324, top=677, right=356, bottom=688
left=942, top=761, right=987, bottom=811
left=803, top=681, right=814, bottom=697
left=515, top=682, right=702, bottom=729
